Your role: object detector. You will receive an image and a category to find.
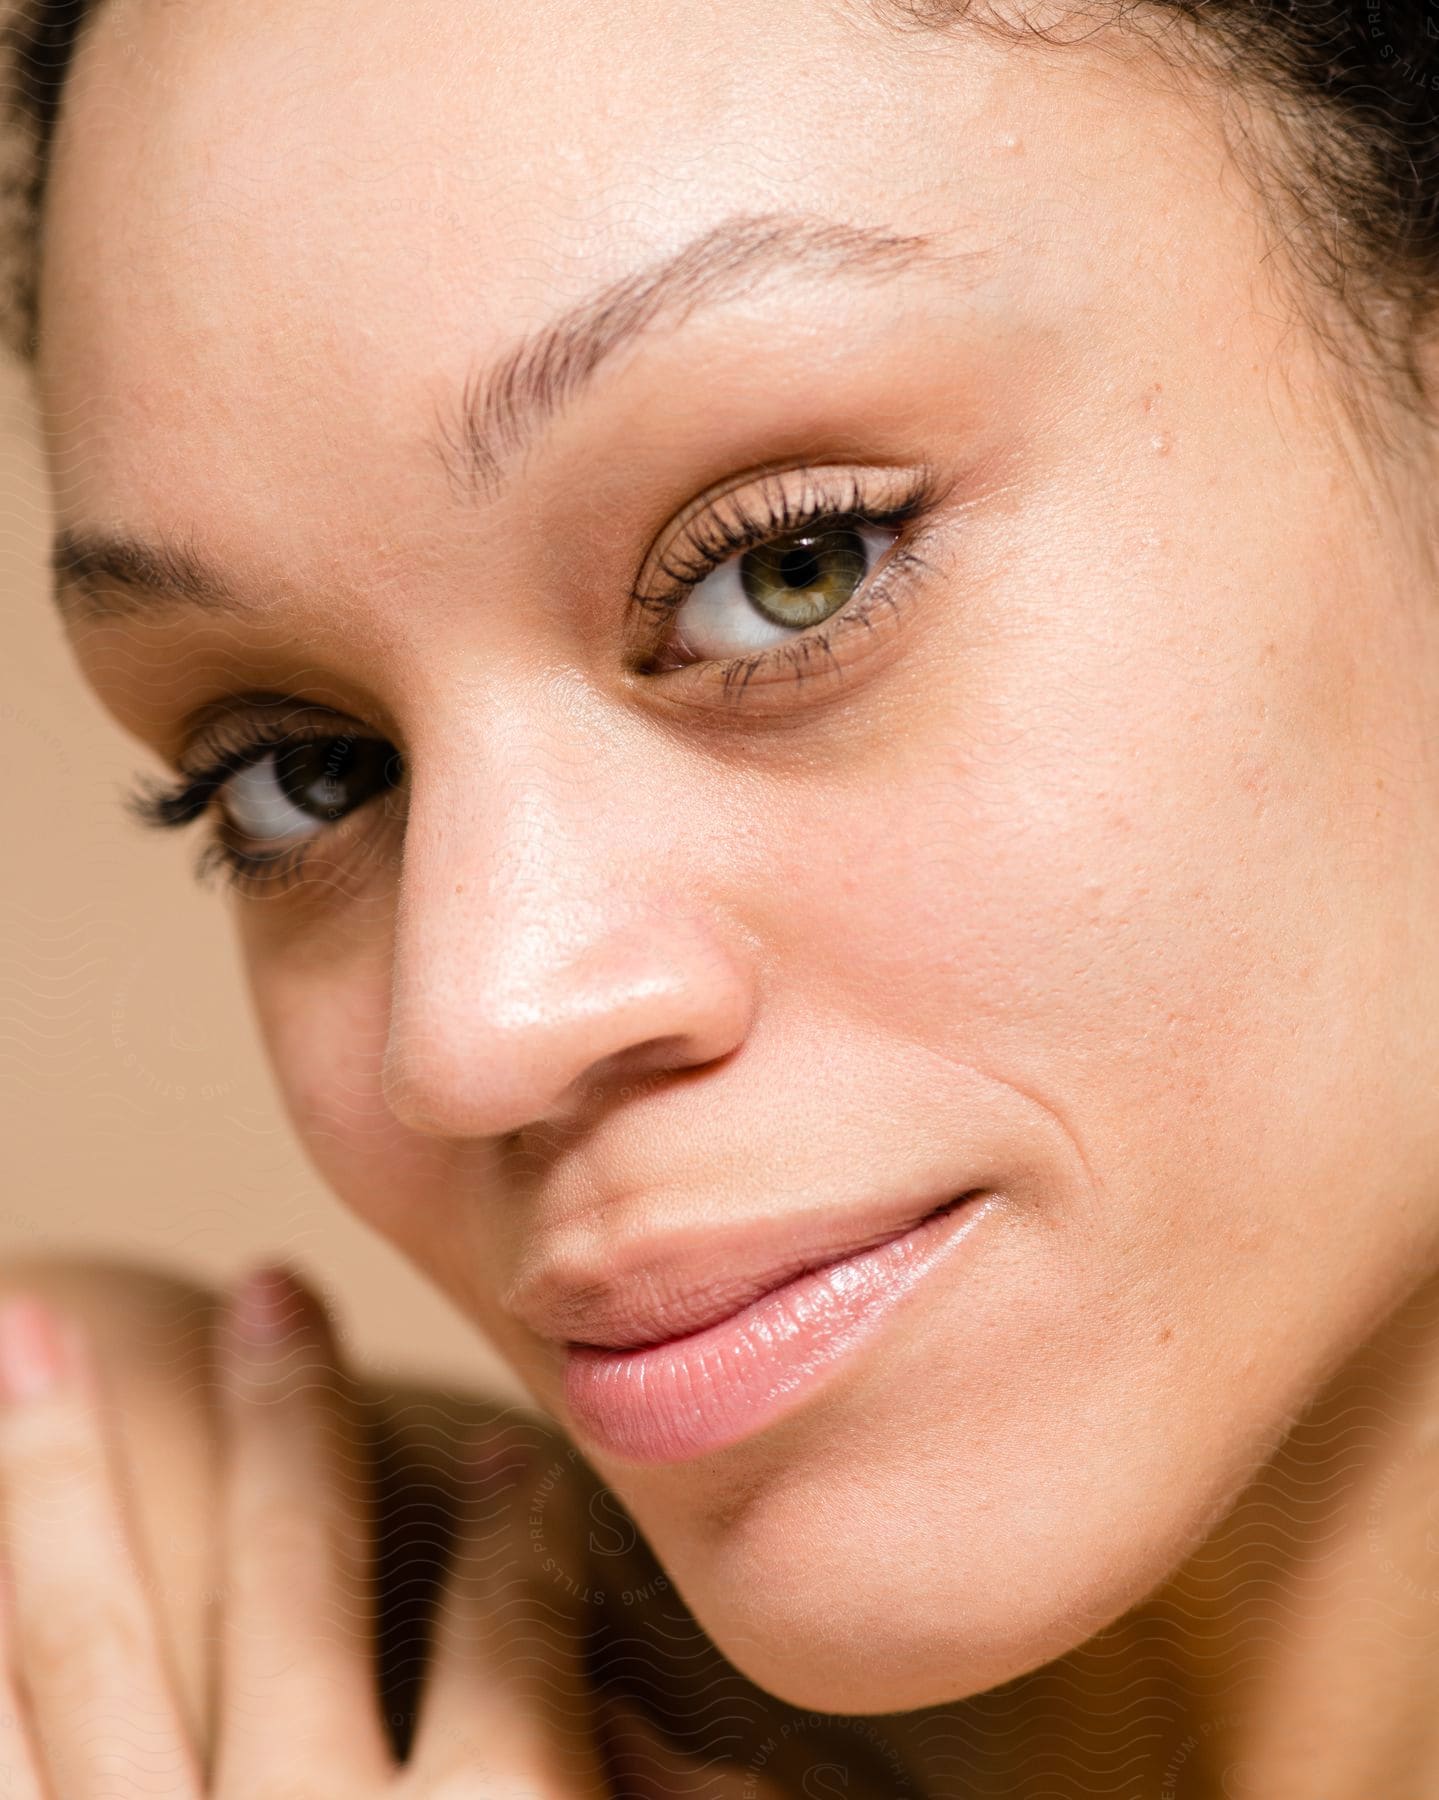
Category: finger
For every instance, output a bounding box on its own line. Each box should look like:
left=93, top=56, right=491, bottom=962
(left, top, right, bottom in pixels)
left=409, top=1429, right=611, bottom=1796
left=211, top=1265, right=390, bottom=1791
left=0, top=1559, right=51, bottom=1800
left=0, top=1296, right=203, bottom=1798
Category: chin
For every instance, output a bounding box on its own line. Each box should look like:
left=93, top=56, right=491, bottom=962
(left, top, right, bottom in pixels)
left=619, top=1423, right=1234, bottom=1717
left=693, top=1594, right=1088, bottom=1717
left=672, top=1529, right=1189, bottom=1715
left=667, top=1538, right=1117, bottom=1715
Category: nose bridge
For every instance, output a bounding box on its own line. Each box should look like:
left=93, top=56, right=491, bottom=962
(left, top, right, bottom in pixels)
left=380, top=706, right=752, bottom=1141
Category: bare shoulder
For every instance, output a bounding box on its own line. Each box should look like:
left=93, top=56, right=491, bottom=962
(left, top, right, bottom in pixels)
left=0, top=1251, right=573, bottom=1756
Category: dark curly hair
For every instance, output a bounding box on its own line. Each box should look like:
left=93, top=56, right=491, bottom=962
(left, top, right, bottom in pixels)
left=2, top=0, right=1437, bottom=419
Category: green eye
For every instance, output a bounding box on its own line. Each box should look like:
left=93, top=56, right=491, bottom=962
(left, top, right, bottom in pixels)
left=669, top=519, right=897, bottom=662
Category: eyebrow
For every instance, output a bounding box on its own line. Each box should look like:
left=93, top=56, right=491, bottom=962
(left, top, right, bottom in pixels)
left=51, top=526, right=243, bottom=624
left=52, top=208, right=989, bottom=626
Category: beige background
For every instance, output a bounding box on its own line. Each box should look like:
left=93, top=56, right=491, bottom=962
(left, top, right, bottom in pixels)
left=0, top=349, right=524, bottom=1404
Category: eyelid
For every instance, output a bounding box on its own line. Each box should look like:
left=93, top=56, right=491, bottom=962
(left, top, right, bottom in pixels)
left=629, top=461, right=941, bottom=616
left=176, top=698, right=372, bottom=782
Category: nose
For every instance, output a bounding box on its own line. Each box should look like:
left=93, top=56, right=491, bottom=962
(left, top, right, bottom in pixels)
left=379, top=749, right=755, bottom=1142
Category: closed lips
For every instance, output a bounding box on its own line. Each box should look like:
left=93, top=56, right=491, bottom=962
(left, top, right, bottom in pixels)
left=505, top=1186, right=989, bottom=1352
left=558, top=1187, right=997, bottom=1464
left=572, top=1190, right=978, bottom=1350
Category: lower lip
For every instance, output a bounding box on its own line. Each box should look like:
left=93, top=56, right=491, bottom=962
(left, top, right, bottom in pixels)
left=561, top=1191, right=992, bottom=1465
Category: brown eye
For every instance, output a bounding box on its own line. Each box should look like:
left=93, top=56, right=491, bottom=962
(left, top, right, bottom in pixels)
left=738, top=523, right=874, bottom=627
left=221, top=735, right=402, bottom=846
left=669, top=519, right=896, bottom=663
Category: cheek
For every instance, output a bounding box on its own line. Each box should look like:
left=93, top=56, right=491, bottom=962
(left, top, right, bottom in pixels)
left=234, top=931, right=546, bottom=1374
left=237, top=939, right=428, bottom=1238
left=774, top=677, right=1289, bottom=1202
left=774, top=563, right=1431, bottom=1431
left=792, top=519, right=1433, bottom=1305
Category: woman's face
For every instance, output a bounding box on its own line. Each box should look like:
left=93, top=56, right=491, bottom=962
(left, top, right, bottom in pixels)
left=37, top=0, right=1439, bottom=1712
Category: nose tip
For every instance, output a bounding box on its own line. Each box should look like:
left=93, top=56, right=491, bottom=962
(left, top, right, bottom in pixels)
left=380, top=915, right=752, bottom=1141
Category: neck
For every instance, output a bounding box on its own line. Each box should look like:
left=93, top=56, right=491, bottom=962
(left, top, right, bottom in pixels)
left=1154, top=1266, right=1439, bottom=1798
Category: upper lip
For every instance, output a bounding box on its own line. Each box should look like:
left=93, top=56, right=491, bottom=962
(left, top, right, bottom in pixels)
left=503, top=1185, right=983, bottom=1352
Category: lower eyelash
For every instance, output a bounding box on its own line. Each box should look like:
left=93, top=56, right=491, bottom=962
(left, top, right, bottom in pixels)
left=710, top=541, right=933, bottom=703
left=193, top=831, right=317, bottom=898
left=123, top=727, right=379, bottom=900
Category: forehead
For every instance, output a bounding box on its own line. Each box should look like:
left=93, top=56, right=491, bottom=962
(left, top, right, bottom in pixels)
left=31, top=0, right=1212, bottom=546
left=37, top=0, right=989, bottom=340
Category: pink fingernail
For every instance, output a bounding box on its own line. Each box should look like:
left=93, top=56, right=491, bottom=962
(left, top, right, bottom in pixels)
left=228, top=1265, right=309, bottom=1349
left=0, top=1297, right=77, bottom=1403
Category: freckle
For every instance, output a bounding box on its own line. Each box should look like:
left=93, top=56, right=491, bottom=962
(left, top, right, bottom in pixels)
left=1238, top=756, right=1268, bottom=795
left=455, top=883, right=464, bottom=895
left=1158, top=1326, right=1173, bottom=1345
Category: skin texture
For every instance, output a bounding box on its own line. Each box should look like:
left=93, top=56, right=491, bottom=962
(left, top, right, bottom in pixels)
left=27, top=0, right=1439, bottom=1786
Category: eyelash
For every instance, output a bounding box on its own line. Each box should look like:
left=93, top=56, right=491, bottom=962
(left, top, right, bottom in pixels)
left=630, top=463, right=943, bottom=696
left=121, top=710, right=405, bottom=900
left=125, top=463, right=947, bottom=897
